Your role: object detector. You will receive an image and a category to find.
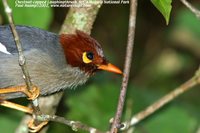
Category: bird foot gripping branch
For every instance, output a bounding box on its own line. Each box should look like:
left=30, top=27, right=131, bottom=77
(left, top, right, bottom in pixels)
left=0, top=85, right=40, bottom=101
left=0, top=85, right=40, bottom=112
left=26, top=85, right=40, bottom=100
left=28, top=119, right=48, bottom=133
left=0, top=84, right=48, bottom=132
left=0, top=85, right=48, bottom=132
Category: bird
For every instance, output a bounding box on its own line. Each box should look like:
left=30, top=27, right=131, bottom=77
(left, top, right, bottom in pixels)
left=0, top=25, right=122, bottom=100
left=0, top=25, right=122, bottom=132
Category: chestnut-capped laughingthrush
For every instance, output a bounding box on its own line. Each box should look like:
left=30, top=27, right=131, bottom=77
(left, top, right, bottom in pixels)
left=0, top=25, right=122, bottom=100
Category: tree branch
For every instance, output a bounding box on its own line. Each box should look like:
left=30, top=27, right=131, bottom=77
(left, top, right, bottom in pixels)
left=120, top=67, right=200, bottom=131
left=180, top=0, right=200, bottom=18
left=110, top=0, right=137, bottom=132
left=2, top=0, right=42, bottom=126
left=34, top=114, right=105, bottom=133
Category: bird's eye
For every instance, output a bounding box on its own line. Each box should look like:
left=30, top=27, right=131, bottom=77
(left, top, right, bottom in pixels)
left=86, top=52, right=94, bottom=60
left=82, top=52, right=94, bottom=64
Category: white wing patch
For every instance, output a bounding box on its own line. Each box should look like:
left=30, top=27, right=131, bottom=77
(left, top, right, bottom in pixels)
left=0, top=42, right=11, bottom=55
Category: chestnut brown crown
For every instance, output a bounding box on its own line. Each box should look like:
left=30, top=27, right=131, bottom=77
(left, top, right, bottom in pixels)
left=59, top=30, right=122, bottom=75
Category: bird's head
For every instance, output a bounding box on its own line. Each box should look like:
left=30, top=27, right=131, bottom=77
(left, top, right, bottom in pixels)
left=59, top=30, right=122, bottom=75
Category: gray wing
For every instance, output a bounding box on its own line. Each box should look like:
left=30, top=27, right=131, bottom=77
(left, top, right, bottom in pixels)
left=0, top=25, right=59, bottom=53
left=0, top=25, right=66, bottom=67
left=0, top=25, right=67, bottom=99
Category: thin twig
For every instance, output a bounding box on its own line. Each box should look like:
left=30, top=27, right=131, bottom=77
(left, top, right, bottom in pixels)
left=180, top=0, right=200, bottom=18
left=121, top=67, right=200, bottom=131
left=110, top=0, right=137, bottom=132
left=34, top=114, right=105, bottom=133
left=2, top=0, right=41, bottom=125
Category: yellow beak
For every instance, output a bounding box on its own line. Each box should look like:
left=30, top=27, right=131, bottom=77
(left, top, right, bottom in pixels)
left=98, top=63, right=122, bottom=74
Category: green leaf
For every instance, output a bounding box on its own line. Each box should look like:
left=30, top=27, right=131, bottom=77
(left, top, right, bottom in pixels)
left=151, top=0, right=172, bottom=25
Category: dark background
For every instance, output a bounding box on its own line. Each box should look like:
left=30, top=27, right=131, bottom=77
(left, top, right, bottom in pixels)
left=0, top=0, right=200, bottom=132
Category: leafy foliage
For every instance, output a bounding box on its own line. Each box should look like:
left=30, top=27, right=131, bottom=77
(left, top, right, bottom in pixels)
left=151, top=0, right=172, bottom=25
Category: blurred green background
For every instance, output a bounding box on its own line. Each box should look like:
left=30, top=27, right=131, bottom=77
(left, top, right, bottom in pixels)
left=0, top=0, right=200, bottom=133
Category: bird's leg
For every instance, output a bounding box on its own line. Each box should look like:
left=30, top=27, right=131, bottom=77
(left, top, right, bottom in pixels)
left=28, top=119, right=48, bottom=133
left=0, top=85, right=48, bottom=132
left=0, top=85, right=40, bottom=100
left=0, top=99, right=33, bottom=114
left=0, top=98, right=48, bottom=132
left=0, top=85, right=39, bottom=114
